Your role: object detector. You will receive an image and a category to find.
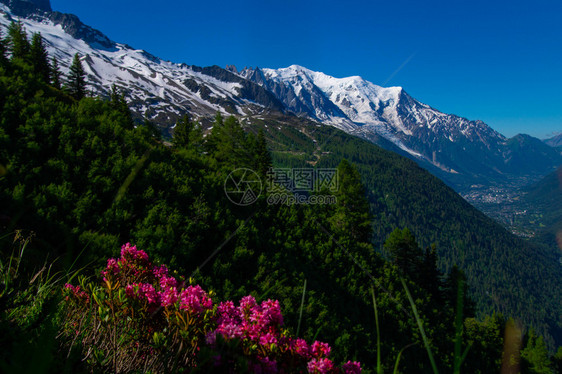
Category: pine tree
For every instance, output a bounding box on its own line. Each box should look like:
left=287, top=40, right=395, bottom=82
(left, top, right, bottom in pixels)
left=7, top=21, right=30, bottom=60
left=30, top=33, right=50, bottom=82
left=141, top=118, right=161, bottom=140
left=65, top=53, right=87, bottom=100
left=252, top=128, right=272, bottom=178
left=443, top=265, right=475, bottom=318
left=110, top=84, right=134, bottom=128
left=520, top=330, right=554, bottom=374
left=330, top=159, right=372, bottom=243
left=419, top=244, right=443, bottom=301
left=209, top=115, right=250, bottom=165
left=173, top=114, right=194, bottom=149
left=384, top=228, right=422, bottom=277
left=50, top=56, right=62, bottom=89
left=0, top=30, right=7, bottom=67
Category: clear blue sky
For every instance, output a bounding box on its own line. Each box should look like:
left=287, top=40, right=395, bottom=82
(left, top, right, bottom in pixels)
left=50, top=0, right=562, bottom=139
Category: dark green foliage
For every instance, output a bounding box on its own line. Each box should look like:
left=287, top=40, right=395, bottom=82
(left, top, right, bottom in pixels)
left=521, top=330, right=555, bottom=373
left=384, top=228, right=422, bottom=277
left=172, top=114, right=202, bottom=149
left=50, top=56, right=61, bottom=89
left=64, top=53, right=86, bottom=100
left=252, top=116, right=562, bottom=349
left=7, top=21, right=30, bottom=60
left=553, top=347, right=562, bottom=373
left=247, top=128, right=272, bottom=178
left=331, top=159, right=372, bottom=243
left=110, top=84, right=134, bottom=129
left=0, top=30, right=7, bottom=67
left=30, top=33, right=50, bottom=82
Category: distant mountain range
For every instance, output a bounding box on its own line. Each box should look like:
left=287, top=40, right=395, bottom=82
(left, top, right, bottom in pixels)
left=545, top=133, right=562, bottom=148
left=1, top=0, right=560, bottom=192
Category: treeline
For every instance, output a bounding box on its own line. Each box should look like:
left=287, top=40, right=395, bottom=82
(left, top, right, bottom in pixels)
left=0, top=24, right=561, bottom=373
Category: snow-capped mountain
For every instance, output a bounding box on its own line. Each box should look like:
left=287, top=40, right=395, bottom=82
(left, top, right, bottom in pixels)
left=1, top=0, right=560, bottom=190
left=0, top=0, right=284, bottom=132
left=238, top=65, right=562, bottom=187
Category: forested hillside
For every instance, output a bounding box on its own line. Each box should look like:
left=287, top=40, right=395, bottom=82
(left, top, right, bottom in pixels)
left=1, top=25, right=561, bottom=373
left=245, top=115, right=562, bottom=349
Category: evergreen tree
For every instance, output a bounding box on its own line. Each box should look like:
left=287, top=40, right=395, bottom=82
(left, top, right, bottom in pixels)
left=443, top=265, right=475, bottom=318
left=0, top=30, right=7, bottom=67
left=210, top=115, right=251, bottom=166
left=384, top=228, right=423, bottom=277
left=252, top=128, right=272, bottom=178
left=65, top=53, right=87, bottom=100
left=173, top=114, right=194, bottom=149
left=141, top=118, right=161, bottom=140
left=419, top=244, right=442, bottom=301
left=331, top=159, right=372, bottom=243
left=552, top=347, right=562, bottom=373
left=521, top=330, right=554, bottom=374
left=7, top=21, right=30, bottom=60
left=50, top=56, right=62, bottom=89
left=110, top=84, right=134, bottom=128
left=30, top=33, right=50, bottom=82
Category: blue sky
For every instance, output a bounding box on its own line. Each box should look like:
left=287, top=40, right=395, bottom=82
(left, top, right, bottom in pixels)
left=50, top=0, right=562, bottom=139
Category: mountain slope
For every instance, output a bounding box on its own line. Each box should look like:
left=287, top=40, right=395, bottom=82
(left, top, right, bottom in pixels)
left=238, top=65, right=562, bottom=191
left=243, top=113, right=562, bottom=347
left=0, top=0, right=286, bottom=135
left=545, top=133, right=562, bottom=148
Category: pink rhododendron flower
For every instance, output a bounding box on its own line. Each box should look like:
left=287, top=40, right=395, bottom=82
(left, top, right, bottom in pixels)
left=311, top=341, right=331, bottom=358
left=126, top=283, right=160, bottom=305
left=216, top=322, right=244, bottom=339
left=179, top=285, right=212, bottom=314
left=259, top=332, right=278, bottom=346
left=101, top=258, right=120, bottom=281
left=293, top=338, right=310, bottom=358
left=152, top=264, right=168, bottom=278
left=217, top=300, right=237, bottom=325
left=159, top=287, right=178, bottom=307
left=120, top=242, right=149, bottom=264
left=342, top=361, right=362, bottom=374
left=159, top=275, right=177, bottom=289
left=307, top=357, right=335, bottom=373
left=239, top=295, right=257, bottom=316
left=260, top=299, right=283, bottom=326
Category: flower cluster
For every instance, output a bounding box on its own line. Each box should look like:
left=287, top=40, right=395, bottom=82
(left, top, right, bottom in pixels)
left=63, top=283, right=90, bottom=303
left=208, top=295, right=360, bottom=373
left=62, top=244, right=361, bottom=373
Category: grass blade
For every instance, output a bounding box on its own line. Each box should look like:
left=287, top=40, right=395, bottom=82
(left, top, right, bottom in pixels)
left=371, top=286, right=382, bottom=374
left=400, top=278, right=439, bottom=374
left=393, top=343, right=415, bottom=374
left=296, top=278, right=307, bottom=337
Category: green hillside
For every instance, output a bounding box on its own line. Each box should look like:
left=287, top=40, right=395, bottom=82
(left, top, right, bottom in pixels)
left=1, top=28, right=561, bottom=372
left=243, top=115, right=562, bottom=348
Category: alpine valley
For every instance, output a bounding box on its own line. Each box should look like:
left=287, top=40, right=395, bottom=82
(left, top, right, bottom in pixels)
left=1, top=0, right=562, bottom=372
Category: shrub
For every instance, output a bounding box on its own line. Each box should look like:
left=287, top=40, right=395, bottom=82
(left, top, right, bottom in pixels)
left=62, top=243, right=362, bottom=373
